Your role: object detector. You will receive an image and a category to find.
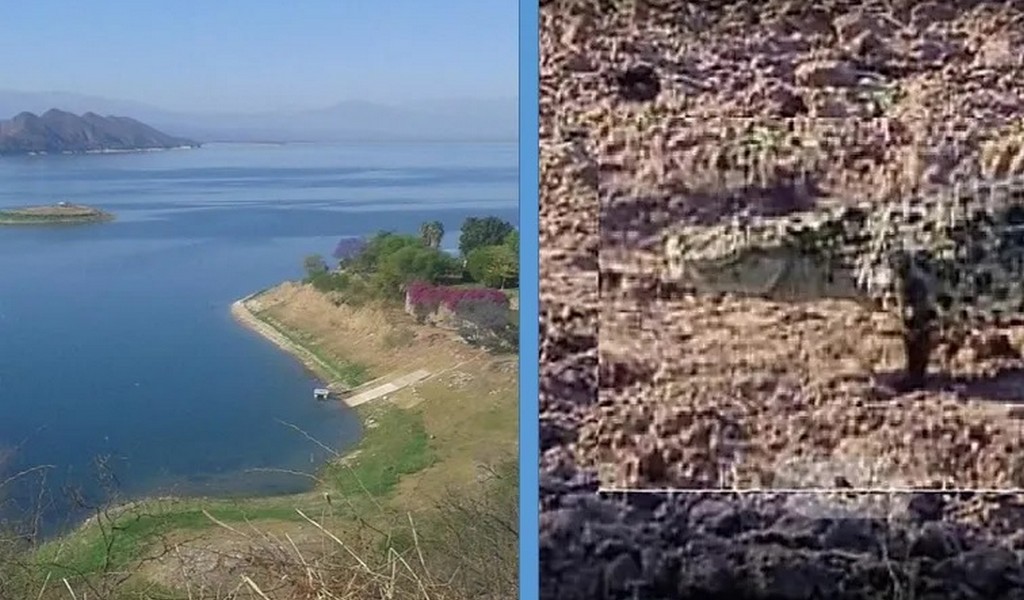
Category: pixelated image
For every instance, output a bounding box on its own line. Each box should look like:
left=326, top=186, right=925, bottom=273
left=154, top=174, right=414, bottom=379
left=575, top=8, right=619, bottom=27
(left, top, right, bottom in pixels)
left=541, top=1, right=1024, bottom=597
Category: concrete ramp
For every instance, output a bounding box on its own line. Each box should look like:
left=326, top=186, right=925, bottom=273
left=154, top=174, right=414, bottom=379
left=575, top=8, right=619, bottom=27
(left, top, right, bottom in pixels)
left=344, top=369, right=432, bottom=406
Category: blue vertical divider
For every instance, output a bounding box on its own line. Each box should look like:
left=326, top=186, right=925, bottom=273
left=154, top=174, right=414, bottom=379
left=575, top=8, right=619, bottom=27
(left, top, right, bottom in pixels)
left=518, top=0, right=540, bottom=597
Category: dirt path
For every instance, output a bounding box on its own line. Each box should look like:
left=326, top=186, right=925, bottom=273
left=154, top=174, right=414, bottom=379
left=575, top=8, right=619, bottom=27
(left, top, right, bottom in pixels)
left=343, top=368, right=431, bottom=406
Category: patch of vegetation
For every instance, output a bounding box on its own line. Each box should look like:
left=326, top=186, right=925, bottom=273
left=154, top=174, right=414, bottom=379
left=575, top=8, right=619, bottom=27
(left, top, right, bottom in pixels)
left=4, top=465, right=517, bottom=599
left=406, top=280, right=508, bottom=313
left=419, top=220, right=445, bottom=250
left=455, top=298, right=519, bottom=353
left=305, top=216, right=519, bottom=309
left=27, top=500, right=305, bottom=583
left=307, top=232, right=461, bottom=302
left=258, top=313, right=372, bottom=386
left=403, top=280, right=517, bottom=353
left=382, top=326, right=416, bottom=349
left=326, top=404, right=435, bottom=498
left=333, top=236, right=369, bottom=263
left=415, top=458, right=518, bottom=596
left=465, top=236, right=518, bottom=289
left=457, top=216, right=515, bottom=257
left=372, top=457, right=518, bottom=596
left=0, top=204, right=114, bottom=225
left=303, top=253, right=329, bottom=276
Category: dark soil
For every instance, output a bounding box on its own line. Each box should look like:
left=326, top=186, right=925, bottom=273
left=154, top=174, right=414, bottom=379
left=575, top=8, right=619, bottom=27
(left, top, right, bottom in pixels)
left=540, top=458, right=1024, bottom=600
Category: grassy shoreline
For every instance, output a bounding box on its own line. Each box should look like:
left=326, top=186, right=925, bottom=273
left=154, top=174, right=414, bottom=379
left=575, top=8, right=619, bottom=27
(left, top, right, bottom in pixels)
left=230, top=293, right=370, bottom=394
left=12, top=281, right=517, bottom=597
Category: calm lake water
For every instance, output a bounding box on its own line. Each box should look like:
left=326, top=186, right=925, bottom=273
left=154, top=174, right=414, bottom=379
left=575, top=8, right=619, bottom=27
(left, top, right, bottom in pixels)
left=0, top=142, right=517, bottom=534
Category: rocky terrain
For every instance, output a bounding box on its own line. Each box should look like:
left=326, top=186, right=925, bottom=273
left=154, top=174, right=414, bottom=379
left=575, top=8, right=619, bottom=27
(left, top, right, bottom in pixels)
left=541, top=1, right=1024, bottom=597
left=0, top=109, right=199, bottom=155
left=540, top=458, right=1024, bottom=600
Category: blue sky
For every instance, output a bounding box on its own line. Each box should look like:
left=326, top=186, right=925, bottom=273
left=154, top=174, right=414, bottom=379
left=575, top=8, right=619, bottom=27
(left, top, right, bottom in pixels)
left=0, top=1, right=518, bottom=113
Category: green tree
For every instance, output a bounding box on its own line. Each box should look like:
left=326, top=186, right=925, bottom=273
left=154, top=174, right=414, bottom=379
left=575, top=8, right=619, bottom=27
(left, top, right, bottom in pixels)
left=466, top=244, right=519, bottom=289
left=458, top=217, right=515, bottom=257
left=504, top=229, right=519, bottom=255
left=303, top=254, right=329, bottom=278
left=373, top=245, right=460, bottom=298
left=351, top=232, right=424, bottom=273
left=420, top=220, right=445, bottom=250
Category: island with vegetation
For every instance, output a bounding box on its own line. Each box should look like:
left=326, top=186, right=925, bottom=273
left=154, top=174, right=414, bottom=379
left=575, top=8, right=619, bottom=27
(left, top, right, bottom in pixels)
left=0, top=203, right=114, bottom=225
left=0, top=215, right=519, bottom=599
left=0, top=108, right=199, bottom=156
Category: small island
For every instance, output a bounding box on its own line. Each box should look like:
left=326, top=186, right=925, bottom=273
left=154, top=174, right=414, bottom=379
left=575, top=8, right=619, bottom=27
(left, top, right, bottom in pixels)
left=0, top=203, right=114, bottom=225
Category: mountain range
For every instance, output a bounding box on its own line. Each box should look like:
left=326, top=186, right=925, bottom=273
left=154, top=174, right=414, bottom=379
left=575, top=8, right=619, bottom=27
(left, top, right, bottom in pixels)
left=0, top=109, right=198, bottom=155
left=0, top=90, right=517, bottom=143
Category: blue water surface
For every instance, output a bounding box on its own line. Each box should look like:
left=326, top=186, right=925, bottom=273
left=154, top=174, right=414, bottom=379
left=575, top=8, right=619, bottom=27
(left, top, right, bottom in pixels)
left=0, top=141, right=517, bottom=534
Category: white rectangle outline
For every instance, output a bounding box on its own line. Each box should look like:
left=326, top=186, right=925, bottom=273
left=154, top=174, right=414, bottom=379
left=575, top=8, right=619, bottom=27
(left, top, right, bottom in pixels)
left=599, top=487, right=1024, bottom=494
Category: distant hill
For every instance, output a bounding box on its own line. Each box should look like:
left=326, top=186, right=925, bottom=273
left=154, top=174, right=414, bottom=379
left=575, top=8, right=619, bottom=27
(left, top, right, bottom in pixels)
left=0, top=109, right=199, bottom=155
left=0, top=90, right=517, bottom=143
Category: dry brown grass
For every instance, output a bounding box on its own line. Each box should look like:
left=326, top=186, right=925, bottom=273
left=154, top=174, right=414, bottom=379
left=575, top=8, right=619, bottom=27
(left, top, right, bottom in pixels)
left=251, top=283, right=481, bottom=378
left=249, top=283, right=518, bottom=509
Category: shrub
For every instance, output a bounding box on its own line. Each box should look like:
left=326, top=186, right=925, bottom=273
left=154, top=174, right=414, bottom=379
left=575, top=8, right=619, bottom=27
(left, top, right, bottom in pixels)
left=383, top=327, right=416, bottom=349
left=454, top=297, right=517, bottom=353
left=465, top=244, right=518, bottom=288
left=309, top=270, right=349, bottom=293
left=406, top=282, right=509, bottom=315
left=303, top=254, right=329, bottom=279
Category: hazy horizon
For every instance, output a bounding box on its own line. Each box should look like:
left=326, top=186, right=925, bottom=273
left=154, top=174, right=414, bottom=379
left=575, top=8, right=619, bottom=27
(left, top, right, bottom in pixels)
left=0, top=90, right=517, bottom=118
left=0, top=1, right=517, bottom=114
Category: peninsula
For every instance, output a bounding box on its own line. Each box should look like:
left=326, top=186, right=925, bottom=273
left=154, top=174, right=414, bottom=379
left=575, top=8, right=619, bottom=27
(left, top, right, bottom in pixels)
left=0, top=203, right=114, bottom=225
left=0, top=109, right=199, bottom=156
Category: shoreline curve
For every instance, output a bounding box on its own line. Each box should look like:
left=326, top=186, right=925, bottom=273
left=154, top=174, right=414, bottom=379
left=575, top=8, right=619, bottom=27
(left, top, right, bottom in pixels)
left=230, top=291, right=355, bottom=405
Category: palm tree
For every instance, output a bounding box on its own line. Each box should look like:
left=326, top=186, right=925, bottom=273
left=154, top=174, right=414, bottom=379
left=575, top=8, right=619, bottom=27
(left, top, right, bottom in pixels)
left=432, top=221, right=445, bottom=249
left=420, top=221, right=445, bottom=249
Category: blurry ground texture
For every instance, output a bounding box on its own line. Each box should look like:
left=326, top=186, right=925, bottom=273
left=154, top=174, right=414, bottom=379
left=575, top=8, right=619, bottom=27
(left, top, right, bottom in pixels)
left=540, top=1, right=1024, bottom=598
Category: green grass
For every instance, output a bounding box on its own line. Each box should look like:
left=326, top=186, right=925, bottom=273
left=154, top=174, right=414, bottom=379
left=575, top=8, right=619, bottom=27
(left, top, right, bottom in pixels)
left=16, top=384, right=433, bottom=589
left=31, top=500, right=306, bottom=580
left=50, top=403, right=441, bottom=573
left=327, top=404, right=435, bottom=498
left=250, top=302, right=434, bottom=500
left=258, top=313, right=371, bottom=386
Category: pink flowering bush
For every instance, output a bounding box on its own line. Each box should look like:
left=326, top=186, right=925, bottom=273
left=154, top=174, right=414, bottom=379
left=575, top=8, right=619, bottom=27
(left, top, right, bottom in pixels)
left=405, top=281, right=515, bottom=352
left=406, top=281, right=508, bottom=314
